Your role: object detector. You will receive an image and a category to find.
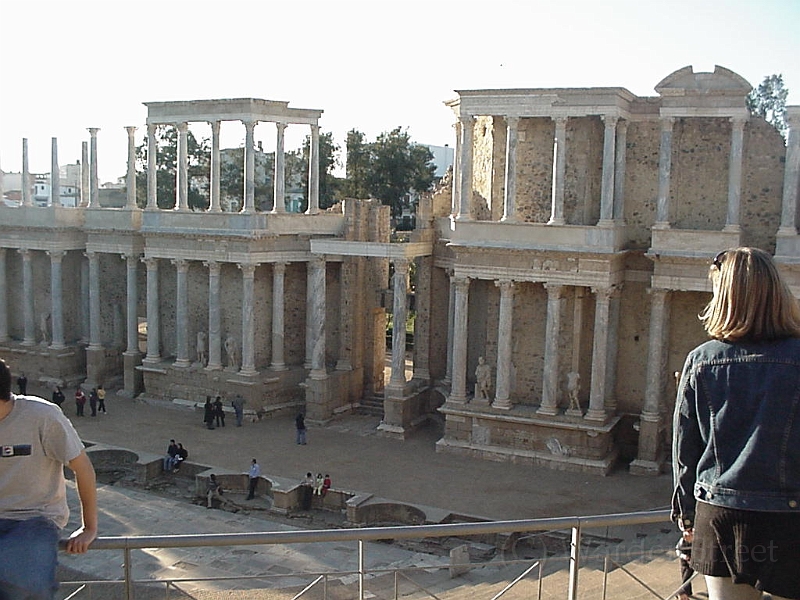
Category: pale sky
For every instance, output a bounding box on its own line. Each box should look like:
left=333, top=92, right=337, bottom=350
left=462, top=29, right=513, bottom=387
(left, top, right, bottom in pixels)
left=1, top=0, right=798, bottom=183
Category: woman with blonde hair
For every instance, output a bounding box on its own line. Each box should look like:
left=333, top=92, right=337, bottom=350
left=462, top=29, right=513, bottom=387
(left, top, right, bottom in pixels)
left=672, top=247, right=800, bottom=600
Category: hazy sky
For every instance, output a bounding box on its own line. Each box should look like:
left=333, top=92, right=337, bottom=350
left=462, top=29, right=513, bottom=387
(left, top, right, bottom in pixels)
left=1, top=0, right=798, bottom=182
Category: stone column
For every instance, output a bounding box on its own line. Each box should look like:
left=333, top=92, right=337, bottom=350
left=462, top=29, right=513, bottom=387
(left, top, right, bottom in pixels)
left=143, top=258, right=161, bottom=362
left=176, top=122, right=189, bottom=211
left=631, top=289, right=671, bottom=474
left=48, top=251, right=65, bottom=349
left=146, top=123, right=158, bottom=209
left=173, top=259, right=190, bottom=367
left=549, top=117, right=567, bottom=224
left=655, top=117, right=674, bottom=227
left=272, top=122, right=287, bottom=213
left=88, top=128, right=100, bottom=208
left=80, top=141, right=89, bottom=207
left=444, top=270, right=456, bottom=385
left=20, top=250, right=35, bottom=346
left=538, top=284, right=565, bottom=415
left=449, top=275, right=470, bottom=403
left=502, top=116, right=520, bottom=222
left=21, top=139, right=32, bottom=207
left=412, top=256, right=432, bottom=381
left=492, top=279, right=515, bottom=409
left=271, top=262, right=287, bottom=370
left=585, top=287, right=616, bottom=422
left=209, top=121, right=222, bottom=212
left=204, top=261, right=222, bottom=370
left=456, top=115, right=474, bottom=220
left=451, top=121, right=462, bottom=215
left=243, top=120, right=256, bottom=213
left=308, top=256, right=327, bottom=379
left=123, top=254, right=139, bottom=354
left=387, top=259, right=409, bottom=394
left=87, top=251, right=101, bottom=350
left=598, top=116, right=618, bottom=225
left=723, top=117, right=747, bottom=231
left=0, top=249, right=8, bottom=342
left=50, top=137, right=61, bottom=207
left=306, top=124, right=320, bottom=214
left=305, top=262, right=314, bottom=369
left=125, top=126, right=137, bottom=209
left=613, top=120, right=628, bottom=221
left=80, top=258, right=89, bottom=343
left=779, top=108, right=800, bottom=235
left=239, top=263, right=258, bottom=376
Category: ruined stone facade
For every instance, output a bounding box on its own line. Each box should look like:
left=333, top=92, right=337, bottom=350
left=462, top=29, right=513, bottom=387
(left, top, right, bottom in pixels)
left=1, top=66, right=799, bottom=475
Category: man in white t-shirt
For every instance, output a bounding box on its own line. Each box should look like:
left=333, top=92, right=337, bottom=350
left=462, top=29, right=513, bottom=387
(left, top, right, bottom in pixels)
left=0, top=359, right=98, bottom=599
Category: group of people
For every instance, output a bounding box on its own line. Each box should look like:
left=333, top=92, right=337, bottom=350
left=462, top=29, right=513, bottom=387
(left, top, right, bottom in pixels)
left=203, top=396, right=227, bottom=429
left=162, top=439, right=189, bottom=473
left=298, top=472, right=331, bottom=510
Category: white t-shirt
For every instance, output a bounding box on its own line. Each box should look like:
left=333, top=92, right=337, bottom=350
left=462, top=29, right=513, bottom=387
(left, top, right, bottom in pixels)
left=0, top=395, right=85, bottom=528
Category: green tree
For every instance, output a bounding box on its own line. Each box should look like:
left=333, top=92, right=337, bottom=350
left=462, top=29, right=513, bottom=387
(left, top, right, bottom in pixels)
left=135, top=125, right=210, bottom=209
left=342, top=127, right=436, bottom=217
left=747, top=74, right=789, bottom=141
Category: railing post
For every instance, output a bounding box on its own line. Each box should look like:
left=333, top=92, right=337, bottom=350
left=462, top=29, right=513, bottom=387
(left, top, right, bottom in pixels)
left=358, top=538, right=365, bottom=600
left=124, top=546, right=133, bottom=600
left=567, top=524, right=581, bottom=600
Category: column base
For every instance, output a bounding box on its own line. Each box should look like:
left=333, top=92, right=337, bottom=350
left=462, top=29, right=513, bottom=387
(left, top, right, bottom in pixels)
left=629, top=458, right=665, bottom=476
left=584, top=408, right=607, bottom=422
left=565, top=408, right=584, bottom=418
left=492, top=398, right=512, bottom=410
left=205, top=363, right=223, bottom=371
left=547, top=217, right=565, bottom=225
left=143, top=355, right=162, bottom=364
left=536, top=405, right=559, bottom=416
left=309, top=369, right=327, bottom=380
left=271, top=363, right=289, bottom=371
left=173, top=359, right=191, bottom=369
left=722, top=223, right=742, bottom=233
left=239, top=368, right=259, bottom=377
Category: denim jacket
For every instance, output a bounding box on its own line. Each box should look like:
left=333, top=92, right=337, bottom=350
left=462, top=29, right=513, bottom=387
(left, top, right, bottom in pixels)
left=671, top=337, right=800, bottom=529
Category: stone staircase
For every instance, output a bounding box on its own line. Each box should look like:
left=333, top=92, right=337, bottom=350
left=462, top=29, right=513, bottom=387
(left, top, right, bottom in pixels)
left=358, top=394, right=385, bottom=417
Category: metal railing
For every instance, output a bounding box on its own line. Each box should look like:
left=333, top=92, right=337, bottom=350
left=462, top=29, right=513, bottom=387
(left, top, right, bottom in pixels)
left=59, top=508, right=672, bottom=600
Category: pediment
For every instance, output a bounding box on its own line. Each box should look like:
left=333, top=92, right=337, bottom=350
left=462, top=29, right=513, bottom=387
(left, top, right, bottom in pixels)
left=655, top=65, right=752, bottom=97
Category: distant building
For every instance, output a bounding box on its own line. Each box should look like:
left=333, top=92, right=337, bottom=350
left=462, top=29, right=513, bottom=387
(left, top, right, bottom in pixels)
left=422, top=144, right=454, bottom=178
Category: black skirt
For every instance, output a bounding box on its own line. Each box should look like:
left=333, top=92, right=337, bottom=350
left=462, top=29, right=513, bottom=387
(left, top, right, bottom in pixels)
left=691, top=501, right=800, bottom=599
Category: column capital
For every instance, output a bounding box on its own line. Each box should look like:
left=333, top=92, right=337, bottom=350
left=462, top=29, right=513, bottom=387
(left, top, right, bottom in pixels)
left=591, top=284, right=622, bottom=300
left=453, top=275, right=470, bottom=292
left=46, top=249, right=66, bottom=260
left=392, top=257, right=410, bottom=273
left=276, top=121, right=287, bottom=132
left=210, top=120, right=221, bottom=134
left=553, top=116, right=568, bottom=127
left=506, top=115, right=520, bottom=128
left=458, top=114, right=475, bottom=126
left=125, top=125, right=137, bottom=135
left=238, top=263, right=257, bottom=277
left=121, top=252, right=140, bottom=262
left=730, top=115, right=748, bottom=128
left=176, top=121, right=189, bottom=133
left=142, top=256, right=159, bottom=270
left=617, top=119, right=628, bottom=133
left=602, top=115, right=619, bottom=128
left=18, top=248, right=32, bottom=259
left=659, top=117, right=675, bottom=131
left=87, top=127, right=100, bottom=136
left=171, top=258, right=189, bottom=273
left=272, top=261, right=287, bottom=274
left=495, top=279, right=515, bottom=292
left=203, top=260, right=221, bottom=275
left=544, top=282, right=566, bottom=298
left=84, top=250, right=98, bottom=260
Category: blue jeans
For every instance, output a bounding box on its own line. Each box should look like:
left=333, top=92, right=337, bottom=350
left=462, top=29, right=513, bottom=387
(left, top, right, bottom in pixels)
left=0, top=516, right=59, bottom=600
left=296, top=429, right=306, bottom=444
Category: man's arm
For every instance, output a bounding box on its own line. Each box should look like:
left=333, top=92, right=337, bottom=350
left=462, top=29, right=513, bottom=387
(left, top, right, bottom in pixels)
left=66, top=451, right=98, bottom=553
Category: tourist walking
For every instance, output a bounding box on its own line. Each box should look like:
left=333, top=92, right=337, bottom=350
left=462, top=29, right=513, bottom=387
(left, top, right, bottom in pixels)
left=203, top=397, right=215, bottom=430
left=213, top=395, right=225, bottom=427
left=0, top=358, right=98, bottom=598
left=246, top=458, right=260, bottom=500
left=51, top=386, right=65, bottom=408
left=231, top=394, right=245, bottom=427
left=672, top=247, right=800, bottom=600
left=96, top=385, right=106, bottom=414
left=295, top=412, right=307, bottom=444
left=74, top=387, right=86, bottom=417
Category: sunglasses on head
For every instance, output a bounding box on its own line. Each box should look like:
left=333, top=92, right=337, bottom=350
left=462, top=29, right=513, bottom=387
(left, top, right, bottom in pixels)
left=711, top=250, right=727, bottom=270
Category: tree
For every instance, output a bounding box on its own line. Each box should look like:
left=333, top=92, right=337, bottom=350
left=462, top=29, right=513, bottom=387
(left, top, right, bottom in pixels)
left=747, top=74, right=789, bottom=141
left=342, top=127, right=437, bottom=217
left=135, top=126, right=210, bottom=209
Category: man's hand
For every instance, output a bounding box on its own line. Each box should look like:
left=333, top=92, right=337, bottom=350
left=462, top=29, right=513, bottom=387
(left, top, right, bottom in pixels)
left=65, top=525, right=97, bottom=554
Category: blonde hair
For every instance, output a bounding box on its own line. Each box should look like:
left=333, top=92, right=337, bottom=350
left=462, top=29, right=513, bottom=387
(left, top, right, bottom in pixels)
left=700, top=247, right=800, bottom=342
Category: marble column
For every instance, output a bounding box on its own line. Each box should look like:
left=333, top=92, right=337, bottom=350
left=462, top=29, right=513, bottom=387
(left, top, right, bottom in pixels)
left=492, top=279, right=515, bottom=409
left=21, top=139, right=32, bottom=207
left=305, top=262, right=314, bottom=369
left=449, top=275, right=470, bottom=403
left=388, top=259, right=409, bottom=392
left=243, top=120, right=256, bottom=213
left=80, top=258, right=89, bottom=343
left=239, top=263, right=258, bottom=376
left=143, top=258, right=161, bottom=362
left=724, top=117, right=747, bottom=231
left=308, top=257, right=327, bottom=379
left=80, top=141, right=90, bottom=207
left=176, top=122, right=189, bottom=211
left=271, top=262, right=287, bottom=370
left=451, top=121, right=462, bottom=215
left=124, top=254, right=139, bottom=354
left=538, top=283, right=565, bottom=415
left=203, top=261, right=222, bottom=370
left=20, top=250, right=35, bottom=346
left=585, top=287, right=617, bottom=422
left=88, top=128, right=99, bottom=208
left=173, top=259, right=190, bottom=367
left=598, top=116, right=618, bottom=225
left=631, top=288, right=671, bottom=473
left=146, top=123, right=158, bottom=209
left=50, top=137, right=61, bottom=207
left=779, top=108, right=800, bottom=235
left=87, top=251, right=101, bottom=350
left=549, top=117, right=567, bottom=224
left=125, top=126, right=137, bottom=209
left=48, top=251, right=65, bottom=349
left=444, top=270, right=456, bottom=385
left=655, top=117, right=674, bottom=227
left=209, top=121, right=222, bottom=212
left=0, top=249, right=8, bottom=342
left=306, top=124, right=320, bottom=214
left=613, top=120, right=628, bottom=222
left=456, top=115, right=474, bottom=220
left=272, top=122, right=287, bottom=213
left=502, top=116, right=520, bottom=222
